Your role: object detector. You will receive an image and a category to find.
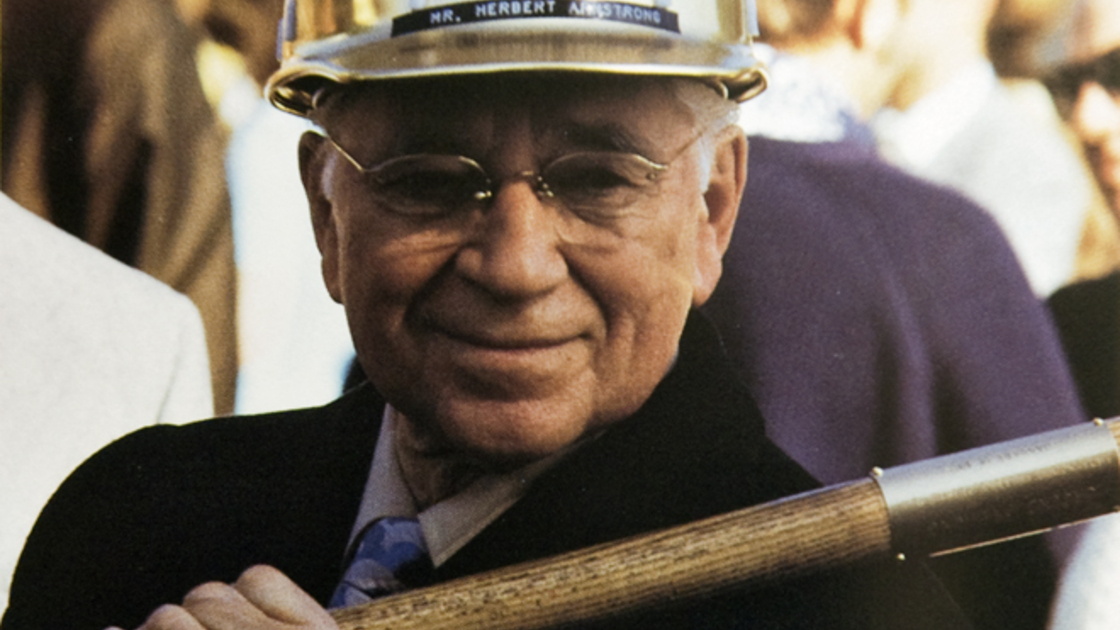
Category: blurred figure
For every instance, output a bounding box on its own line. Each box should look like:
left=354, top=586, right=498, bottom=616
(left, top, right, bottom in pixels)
left=2, top=0, right=238, bottom=413
left=715, top=2, right=1086, bottom=627
left=1045, top=0, right=1120, bottom=425
left=1045, top=2, right=1120, bottom=625
left=0, top=194, right=212, bottom=612
left=869, top=0, right=1097, bottom=296
left=989, top=0, right=1078, bottom=78
left=1045, top=0, right=1120, bottom=215
left=225, top=101, right=355, bottom=413
left=987, top=0, right=1120, bottom=284
left=184, top=0, right=355, bottom=413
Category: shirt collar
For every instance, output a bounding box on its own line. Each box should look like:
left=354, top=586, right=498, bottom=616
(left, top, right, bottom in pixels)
left=737, top=44, right=872, bottom=146
left=347, top=404, right=574, bottom=567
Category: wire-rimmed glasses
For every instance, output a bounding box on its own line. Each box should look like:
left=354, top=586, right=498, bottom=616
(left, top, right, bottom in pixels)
left=319, top=132, right=701, bottom=223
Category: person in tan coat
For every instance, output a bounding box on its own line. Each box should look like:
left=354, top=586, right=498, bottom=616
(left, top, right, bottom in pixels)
left=2, top=0, right=238, bottom=412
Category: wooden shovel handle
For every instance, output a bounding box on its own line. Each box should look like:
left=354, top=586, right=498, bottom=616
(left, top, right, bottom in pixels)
left=332, top=419, right=1120, bottom=630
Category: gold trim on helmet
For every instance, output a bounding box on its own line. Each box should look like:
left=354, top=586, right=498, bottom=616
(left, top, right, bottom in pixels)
left=266, top=0, right=768, bottom=115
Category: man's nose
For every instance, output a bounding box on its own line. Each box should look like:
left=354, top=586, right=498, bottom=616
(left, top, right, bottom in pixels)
left=453, top=179, right=569, bottom=300
left=1071, top=82, right=1120, bottom=146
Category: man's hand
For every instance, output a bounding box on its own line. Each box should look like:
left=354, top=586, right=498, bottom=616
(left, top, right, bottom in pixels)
left=121, top=565, right=339, bottom=630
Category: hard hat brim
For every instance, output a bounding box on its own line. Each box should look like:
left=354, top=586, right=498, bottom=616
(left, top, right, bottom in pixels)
left=267, top=21, right=767, bottom=115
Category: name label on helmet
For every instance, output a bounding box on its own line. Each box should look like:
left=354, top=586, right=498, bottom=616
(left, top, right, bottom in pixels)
left=392, top=0, right=681, bottom=37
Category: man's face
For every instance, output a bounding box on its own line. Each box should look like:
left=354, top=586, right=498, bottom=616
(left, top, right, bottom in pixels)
left=1059, top=0, right=1120, bottom=211
left=301, top=76, right=743, bottom=465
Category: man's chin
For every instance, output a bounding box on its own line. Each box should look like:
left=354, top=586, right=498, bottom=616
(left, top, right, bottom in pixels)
left=432, top=397, right=600, bottom=466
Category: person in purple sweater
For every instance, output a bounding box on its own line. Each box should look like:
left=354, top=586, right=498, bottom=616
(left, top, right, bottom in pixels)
left=701, top=13, right=1085, bottom=628
left=707, top=129, right=1084, bottom=486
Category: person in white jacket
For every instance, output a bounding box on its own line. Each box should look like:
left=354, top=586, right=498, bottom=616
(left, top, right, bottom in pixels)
left=0, top=194, right=213, bottom=612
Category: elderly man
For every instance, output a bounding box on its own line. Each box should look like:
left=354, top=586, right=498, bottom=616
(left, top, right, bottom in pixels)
left=3, top=2, right=969, bottom=629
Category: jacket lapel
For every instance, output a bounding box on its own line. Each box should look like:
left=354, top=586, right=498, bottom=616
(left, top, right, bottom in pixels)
left=435, top=312, right=818, bottom=580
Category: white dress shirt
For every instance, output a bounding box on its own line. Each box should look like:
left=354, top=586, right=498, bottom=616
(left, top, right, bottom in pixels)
left=1049, top=513, right=1120, bottom=630
left=873, top=62, right=1090, bottom=296
left=347, top=406, right=574, bottom=567
left=873, top=63, right=997, bottom=170
left=736, top=44, right=867, bottom=144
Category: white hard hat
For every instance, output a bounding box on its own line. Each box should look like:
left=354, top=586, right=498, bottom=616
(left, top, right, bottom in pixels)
left=267, top=0, right=768, bottom=116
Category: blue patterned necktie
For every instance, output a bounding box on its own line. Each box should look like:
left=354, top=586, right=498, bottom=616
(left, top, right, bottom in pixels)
left=329, top=517, right=434, bottom=609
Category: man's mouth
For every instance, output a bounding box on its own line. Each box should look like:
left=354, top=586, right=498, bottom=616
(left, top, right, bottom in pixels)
left=420, top=315, right=589, bottom=384
left=437, top=327, right=577, bottom=351
left=421, top=308, right=586, bottom=349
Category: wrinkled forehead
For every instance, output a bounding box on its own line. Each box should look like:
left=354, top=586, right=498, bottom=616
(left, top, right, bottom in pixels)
left=1073, top=0, right=1120, bottom=62
left=311, top=74, right=700, bottom=157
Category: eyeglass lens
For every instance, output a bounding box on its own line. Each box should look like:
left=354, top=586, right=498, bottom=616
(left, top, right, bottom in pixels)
left=362, top=152, right=664, bottom=220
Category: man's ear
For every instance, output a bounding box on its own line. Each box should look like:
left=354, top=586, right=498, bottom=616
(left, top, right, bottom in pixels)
left=299, top=131, right=343, bottom=304
left=692, top=126, right=748, bottom=307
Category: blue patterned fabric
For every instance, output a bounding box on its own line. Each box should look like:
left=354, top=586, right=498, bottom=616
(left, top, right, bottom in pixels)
left=328, top=517, right=433, bottom=608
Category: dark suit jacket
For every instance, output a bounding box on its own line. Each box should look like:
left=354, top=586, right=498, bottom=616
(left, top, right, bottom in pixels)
left=3, top=315, right=969, bottom=630
left=1048, top=271, right=1120, bottom=420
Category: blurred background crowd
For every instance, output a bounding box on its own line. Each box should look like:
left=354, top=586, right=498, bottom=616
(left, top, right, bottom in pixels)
left=5, top=0, right=1120, bottom=627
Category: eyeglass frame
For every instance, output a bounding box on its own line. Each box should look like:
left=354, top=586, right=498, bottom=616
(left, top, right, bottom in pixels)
left=312, top=120, right=719, bottom=223
left=1044, top=46, right=1120, bottom=118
